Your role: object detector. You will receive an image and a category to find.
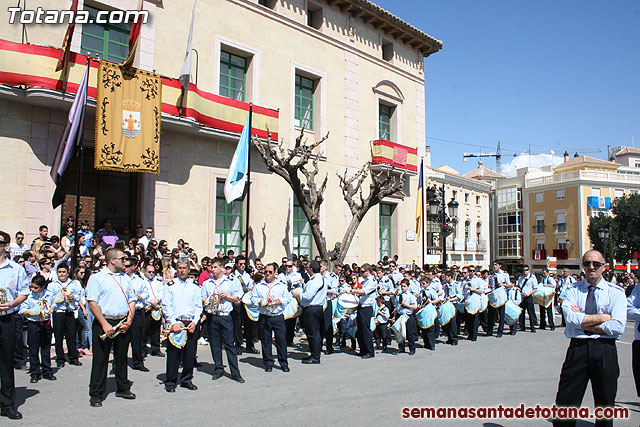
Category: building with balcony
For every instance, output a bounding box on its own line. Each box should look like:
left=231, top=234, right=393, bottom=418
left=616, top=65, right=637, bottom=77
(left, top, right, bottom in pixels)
left=0, top=0, right=442, bottom=263
left=422, top=162, right=491, bottom=269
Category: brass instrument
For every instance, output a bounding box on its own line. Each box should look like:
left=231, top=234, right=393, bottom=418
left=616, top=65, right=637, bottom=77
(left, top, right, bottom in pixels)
left=204, top=293, right=221, bottom=314
left=0, top=288, right=7, bottom=305
left=38, top=298, right=50, bottom=321
left=99, top=318, right=126, bottom=341
left=62, top=287, right=74, bottom=306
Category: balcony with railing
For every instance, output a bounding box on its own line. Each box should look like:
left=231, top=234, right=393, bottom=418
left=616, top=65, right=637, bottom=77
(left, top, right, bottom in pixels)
left=553, top=249, right=569, bottom=260
left=532, top=224, right=545, bottom=234
left=527, top=169, right=640, bottom=187
left=446, top=238, right=487, bottom=252
left=371, top=139, right=418, bottom=175
left=532, top=249, right=546, bottom=260
left=555, top=223, right=567, bottom=233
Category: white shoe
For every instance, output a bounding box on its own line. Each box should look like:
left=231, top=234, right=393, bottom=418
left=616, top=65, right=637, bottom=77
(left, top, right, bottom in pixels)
left=198, top=338, right=208, bottom=346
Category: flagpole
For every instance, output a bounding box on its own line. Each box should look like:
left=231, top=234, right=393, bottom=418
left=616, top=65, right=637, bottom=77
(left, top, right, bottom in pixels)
left=244, top=104, right=253, bottom=258
left=420, top=158, right=425, bottom=269
left=71, top=56, right=90, bottom=273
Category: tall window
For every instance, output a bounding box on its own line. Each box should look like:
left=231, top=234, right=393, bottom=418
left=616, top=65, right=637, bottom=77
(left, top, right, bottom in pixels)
left=379, top=104, right=392, bottom=140
left=379, top=203, right=393, bottom=260
left=215, top=181, right=243, bottom=255
left=293, top=195, right=313, bottom=257
left=294, top=74, right=314, bottom=130
left=80, top=6, right=130, bottom=62
left=220, top=50, right=246, bottom=101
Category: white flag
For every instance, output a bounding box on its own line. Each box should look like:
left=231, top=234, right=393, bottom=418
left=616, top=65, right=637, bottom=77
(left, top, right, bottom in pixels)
left=224, top=113, right=251, bottom=204
left=179, top=0, right=197, bottom=91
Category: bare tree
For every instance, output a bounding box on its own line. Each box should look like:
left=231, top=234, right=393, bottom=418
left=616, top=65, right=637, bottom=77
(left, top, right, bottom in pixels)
left=252, top=129, right=406, bottom=265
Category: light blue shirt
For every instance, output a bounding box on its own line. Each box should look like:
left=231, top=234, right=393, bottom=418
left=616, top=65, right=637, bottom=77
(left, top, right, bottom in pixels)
left=129, top=274, right=149, bottom=310
left=378, top=276, right=394, bottom=301
left=454, top=279, right=467, bottom=301
left=231, top=270, right=253, bottom=294
left=251, top=280, right=292, bottom=316
left=430, top=277, right=444, bottom=300
left=390, top=270, right=403, bottom=285
left=300, top=273, right=327, bottom=307
left=562, top=279, right=626, bottom=339
left=490, top=270, right=511, bottom=288
left=143, top=276, right=164, bottom=305
left=508, top=286, right=522, bottom=305
left=0, top=259, right=29, bottom=315
left=467, top=276, right=488, bottom=298
left=397, top=291, right=417, bottom=315
left=358, top=276, right=377, bottom=307
left=86, top=268, right=135, bottom=318
left=376, top=305, right=390, bottom=323
left=201, top=276, right=237, bottom=314
left=277, top=271, right=303, bottom=291
left=409, top=278, right=421, bottom=296
left=540, top=275, right=557, bottom=288
left=627, top=285, right=640, bottom=341
left=420, top=287, right=439, bottom=305
left=517, top=273, right=538, bottom=295
left=162, top=277, right=203, bottom=325
left=48, top=278, right=81, bottom=311
left=19, top=289, right=54, bottom=322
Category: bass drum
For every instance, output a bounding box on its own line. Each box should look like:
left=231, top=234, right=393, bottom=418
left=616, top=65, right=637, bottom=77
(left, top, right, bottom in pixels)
left=284, top=294, right=302, bottom=319
left=241, top=291, right=259, bottom=322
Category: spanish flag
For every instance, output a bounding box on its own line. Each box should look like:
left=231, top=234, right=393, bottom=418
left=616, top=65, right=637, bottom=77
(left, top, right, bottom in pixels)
left=415, top=159, right=423, bottom=237
left=121, top=0, right=144, bottom=68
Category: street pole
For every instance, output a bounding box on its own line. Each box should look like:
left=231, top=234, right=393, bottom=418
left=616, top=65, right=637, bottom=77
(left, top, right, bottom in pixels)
left=441, top=182, right=446, bottom=270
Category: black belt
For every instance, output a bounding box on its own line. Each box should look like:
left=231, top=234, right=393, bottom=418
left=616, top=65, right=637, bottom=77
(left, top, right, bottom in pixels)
left=570, top=337, right=616, bottom=345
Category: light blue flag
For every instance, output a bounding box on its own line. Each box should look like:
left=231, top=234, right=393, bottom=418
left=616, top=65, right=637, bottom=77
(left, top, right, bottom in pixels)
left=224, top=113, right=250, bottom=204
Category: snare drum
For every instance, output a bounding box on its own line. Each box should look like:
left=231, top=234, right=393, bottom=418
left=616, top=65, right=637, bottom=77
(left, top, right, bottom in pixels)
left=337, top=293, right=359, bottom=316
left=241, top=292, right=259, bottom=322
left=464, top=293, right=481, bottom=315
left=284, top=294, right=303, bottom=319
left=479, top=293, right=489, bottom=313
left=533, top=286, right=555, bottom=308
left=416, top=304, right=437, bottom=329
left=504, top=300, right=522, bottom=326
left=437, top=301, right=456, bottom=326
left=487, top=286, right=507, bottom=308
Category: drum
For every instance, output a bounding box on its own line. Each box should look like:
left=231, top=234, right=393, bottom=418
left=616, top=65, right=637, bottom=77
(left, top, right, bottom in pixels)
left=337, top=293, right=359, bottom=316
left=487, top=287, right=507, bottom=308
left=455, top=301, right=465, bottom=314
left=504, top=300, right=522, bottom=326
left=151, top=308, right=162, bottom=322
left=479, top=293, right=489, bottom=313
left=241, top=292, right=259, bottom=322
left=168, top=329, right=187, bottom=349
left=464, top=293, right=481, bottom=315
left=391, top=313, right=408, bottom=343
left=533, top=286, right=555, bottom=308
left=284, top=295, right=302, bottom=319
left=416, top=304, right=437, bottom=329
left=437, top=301, right=456, bottom=326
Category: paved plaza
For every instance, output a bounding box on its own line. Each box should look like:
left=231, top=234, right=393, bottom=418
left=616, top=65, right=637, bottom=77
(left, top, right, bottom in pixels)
left=11, top=315, right=639, bottom=426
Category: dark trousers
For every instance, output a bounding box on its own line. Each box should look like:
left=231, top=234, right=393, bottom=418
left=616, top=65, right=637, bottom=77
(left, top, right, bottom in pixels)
left=303, top=305, right=323, bottom=359
left=487, top=304, right=505, bottom=336
left=632, top=340, right=640, bottom=398
left=207, top=315, right=239, bottom=376
left=337, top=318, right=349, bottom=346
left=13, top=314, right=25, bottom=367
left=165, top=324, right=199, bottom=386
left=130, top=309, right=146, bottom=367
left=509, top=313, right=520, bottom=335
left=258, top=314, right=288, bottom=368
left=554, top=339, right=619, bottom=427
left=421, top=325, right=437, bottom=350
left=27, top=320, right=53, bottom=376
left=144, top=311, right=161, bottom=353
left=241, top=305, right=258, bottom=349
left=285, top=317, right=297, bottom=345
left=89, top=319, right=131, bottom=400
left=519, top=296, right=536, bottom=332
left=443, top=316, right=458, bottom=344
left=374, top=323, right=388, bottom=349
left=479, top=309, right=488, bottom=333
left=456, top=310, right=466, bottom=335
left=53, top=311, right=79, bottom=362
left=0, top=313, right=17, bottom=408
left=539, top=304, right=555, bottom=329
left=322, top=300, right=334, bottom=352
left=231, top=305, right=243, bottom=349
left=399, top=314, right=417, bottom=351
left=466, top=312, right=479, bottom=341
left=356, top=306, right=374, bottom=356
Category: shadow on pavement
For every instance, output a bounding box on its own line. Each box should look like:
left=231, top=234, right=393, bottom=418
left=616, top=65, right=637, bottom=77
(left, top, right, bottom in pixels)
left=15, top=386, right=39, bottom=407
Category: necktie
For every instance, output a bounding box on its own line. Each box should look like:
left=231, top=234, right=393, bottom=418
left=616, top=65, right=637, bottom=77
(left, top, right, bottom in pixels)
left=584, top=285, right=597, bottom=335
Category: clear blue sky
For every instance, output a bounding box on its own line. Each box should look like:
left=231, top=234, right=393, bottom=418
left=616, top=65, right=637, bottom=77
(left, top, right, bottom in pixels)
left=374, top=0, right=640, bottom=174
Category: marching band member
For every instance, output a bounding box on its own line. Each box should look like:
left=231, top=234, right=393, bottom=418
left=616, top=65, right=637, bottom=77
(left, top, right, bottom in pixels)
left=517, top=265, right=538, bottom=333
left=300, top=260, right=328, bottom=364
left=507, top=283, right=522, bottom=335
left=162, top=259, right=203, bottom=392
left=442, top=272, right=460, bottom=346
left=231, top=256, right=259, bottom=354
left=350, top=264, right=377, bottom=359
left=539, top=268, right=556, bottom=331
left=251, top=263, right=292, bottom=372
left=628, top=276, right=640, bottom=397
left=322, top=264, right=339, bottom=355
left=487, top=260, right=510, bottom=338
left=201, top=258, right=244, bottom=383
left=419, top=279, right=439, bottom=350
left=86, top=248, right=136, bottom=407
left=0, top=231, right=28, bottom=420
left=142, top=260, right=164, bottom=357
left=20, top=274, right=55, bottom=383
left=427, top=270, right=444, bottom=337
left=336, top=274, right=353, bottom=349
left=278, top=261, right=303, bottom=346
left=466, top=270, right=487, bottom=341
left=373, top=295, right=390, bottom=352
left=455, top=268, right=470, bottom=336
left=48, top=263, right=82, bottom=368
left=124, top=257, right=149, bottom=371
left=558, top=268, right=576, bottom=327
left=397, top=279, right=418, bottom=355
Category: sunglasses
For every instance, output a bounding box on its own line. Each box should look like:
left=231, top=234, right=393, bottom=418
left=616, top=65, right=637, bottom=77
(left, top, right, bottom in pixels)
left=582, top=261, right=604, bottom=268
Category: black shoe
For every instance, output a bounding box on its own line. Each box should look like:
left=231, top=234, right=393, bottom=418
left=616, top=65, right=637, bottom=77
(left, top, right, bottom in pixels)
left=531, top=330, right=536, bottom=333
left=231, top=375, right=245, bottom=384
left=165, top=385, right=176, bottom=393
left=302, top=357, right=320, bottom=364
left=180, top=382, right=198, bottom=390
left=69, top=360, right=82, bottom=366
left=132, top=365, right=150, bottom=372
left=550, top=327, right=556, bottom=331
left=194, top=360, right=202, bottom=367
left=43, top=373, right=57, bottom=381
left=409, top=349, right=416, bottom=355
left=245, top=347, right=259, bottom=354
left=361, top=353, right=374, bottom=359
left=15, top=365, right=28, bottom=371
left=264, top=366, right=273, bottom=372
left=281, top=366, right=290, bottom=372
left=56, top=361, right=65, bottom=368
left=30, top=375, right=39, bottom=384
left=211, top=372, right=224, bottom=380
left=115, top=390, right=136, bottom=400
left=496, top=334, right=503, bottom=338
left=151, top=351, right=165, bottom=357
left=236, top=347, right=243, bottom=355
left=89, top=399, right=103, bottom=408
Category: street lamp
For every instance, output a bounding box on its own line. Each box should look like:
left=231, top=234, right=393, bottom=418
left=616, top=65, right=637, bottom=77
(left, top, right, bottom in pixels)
left=447, top=198, right=459, bottom=218
left=598, top=227, right=610, bottom=266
